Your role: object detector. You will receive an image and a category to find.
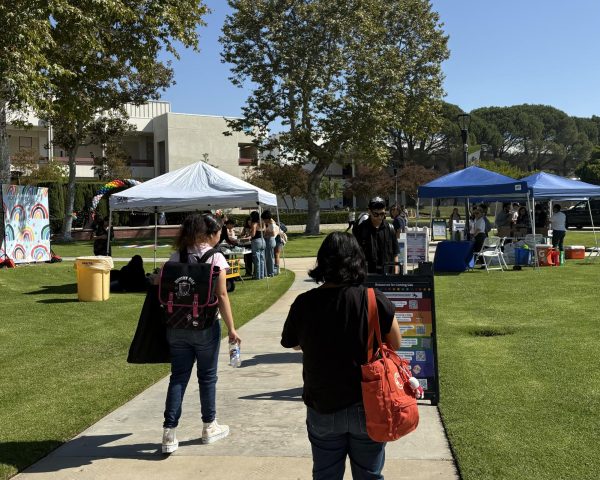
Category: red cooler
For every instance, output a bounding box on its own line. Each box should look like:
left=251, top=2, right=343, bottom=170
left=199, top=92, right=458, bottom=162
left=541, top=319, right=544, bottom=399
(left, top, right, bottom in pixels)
left=535, top=245, right=555, bottom=266
left=565, top=246, right=586, bottom=259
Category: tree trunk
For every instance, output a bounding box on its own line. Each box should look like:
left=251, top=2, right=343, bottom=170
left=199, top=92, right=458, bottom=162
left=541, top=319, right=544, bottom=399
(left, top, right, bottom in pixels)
left=60, top=146, right=79, bottom=241
left=305, top=159, right=329, bottom=235
left=0, top=101, right=10, bottom=185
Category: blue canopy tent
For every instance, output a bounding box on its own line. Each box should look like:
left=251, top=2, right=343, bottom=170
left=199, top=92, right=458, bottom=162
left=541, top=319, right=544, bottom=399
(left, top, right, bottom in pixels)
left=520, top=171, right=600, bottom=248
left=418, top=166, right=529, bottom=200
left=417, top=166, right=532, bottom=233
left=417, top=167, right=533, bottom=272
left=520, top=171, right=600, bottom=199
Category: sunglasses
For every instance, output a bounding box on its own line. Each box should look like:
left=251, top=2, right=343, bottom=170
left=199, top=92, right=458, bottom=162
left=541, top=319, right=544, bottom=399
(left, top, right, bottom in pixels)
left=371, top=211, right=386, bottom=218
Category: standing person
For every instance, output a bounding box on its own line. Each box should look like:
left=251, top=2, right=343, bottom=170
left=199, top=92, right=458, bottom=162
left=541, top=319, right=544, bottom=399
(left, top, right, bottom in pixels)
left=239, top=216, right=253, bottom=277
left=274, top=220, right=288, bottom=275
left=449, top=207, right=462, bottom=240
left=352, top=197, right=399, bottom=274
left=390, top=204, right=407, bottom=238
left=93, top=216, right=113, bottom=256
left=345, top=208, right=356, bottom=232
left=494, top=203, right=513, bottom=238
left=281, top=232, right=401, bottom=480
left=470, top=208, right=487, bottom=257
left=550, top=204, right=567, bottom=253
left=161, top=213, right=241, bottom=453
left=261, top=210, right=279, bottom=277
left=249, top=210, right=266, bottom=279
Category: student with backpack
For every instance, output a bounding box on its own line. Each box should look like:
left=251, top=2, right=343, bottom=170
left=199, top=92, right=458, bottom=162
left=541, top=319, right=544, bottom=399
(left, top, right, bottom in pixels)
left=160, top=213, right=241, bottom=454
left=281, top=232, right=401, bottom=479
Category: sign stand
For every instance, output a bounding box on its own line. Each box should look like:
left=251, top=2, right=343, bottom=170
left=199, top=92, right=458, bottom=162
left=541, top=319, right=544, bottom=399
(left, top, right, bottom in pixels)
left=431, top=218, right=447, bottom=241
left=366, top=271, right=440, bottom=405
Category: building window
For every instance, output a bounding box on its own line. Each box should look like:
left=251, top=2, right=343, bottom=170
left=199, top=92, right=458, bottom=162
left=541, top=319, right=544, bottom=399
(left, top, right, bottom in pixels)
left=19, top=137, right=33, bottom=151
left=239, top=143, right=258, bottom=166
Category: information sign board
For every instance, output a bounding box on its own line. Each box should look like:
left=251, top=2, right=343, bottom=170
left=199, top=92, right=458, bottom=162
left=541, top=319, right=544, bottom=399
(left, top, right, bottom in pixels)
left=366, top=273, right=439, bottom=405
left=406, top=228, right=429, bottom=263
left=431, top=219, right=447, bottom=240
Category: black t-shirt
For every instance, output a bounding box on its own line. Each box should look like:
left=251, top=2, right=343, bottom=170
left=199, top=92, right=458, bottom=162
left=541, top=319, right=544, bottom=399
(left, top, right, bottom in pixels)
left=281, top=285, right=395, bottom=413
left=353, top=219, right=399, bottom=274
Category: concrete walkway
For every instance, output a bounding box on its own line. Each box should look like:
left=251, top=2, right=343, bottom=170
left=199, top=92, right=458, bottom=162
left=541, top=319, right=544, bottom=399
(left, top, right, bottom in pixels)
left=15, top=257, right=458, bottom=480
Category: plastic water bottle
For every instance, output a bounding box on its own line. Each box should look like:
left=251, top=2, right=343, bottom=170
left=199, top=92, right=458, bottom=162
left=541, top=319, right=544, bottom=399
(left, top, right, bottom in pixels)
left=229, top=341, right=241, bottom=368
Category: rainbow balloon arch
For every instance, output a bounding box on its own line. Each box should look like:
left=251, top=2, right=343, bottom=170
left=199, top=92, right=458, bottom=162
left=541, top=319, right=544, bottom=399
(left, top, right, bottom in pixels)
left=92, top=179, right=142, bottom=210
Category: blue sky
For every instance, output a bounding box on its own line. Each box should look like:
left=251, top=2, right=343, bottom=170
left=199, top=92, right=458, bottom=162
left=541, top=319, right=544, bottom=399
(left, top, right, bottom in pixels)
left=160, top=0, right=600, bottom=119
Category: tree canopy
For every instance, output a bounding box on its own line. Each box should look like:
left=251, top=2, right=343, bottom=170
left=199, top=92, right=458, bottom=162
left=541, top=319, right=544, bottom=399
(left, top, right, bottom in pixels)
left=33, top=0, right=209, bottom=239
left=221, top=0, right=448, bottom=233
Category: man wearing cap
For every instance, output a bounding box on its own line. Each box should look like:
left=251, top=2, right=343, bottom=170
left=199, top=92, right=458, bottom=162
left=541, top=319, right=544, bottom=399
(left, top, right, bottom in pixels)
left=353, top=197, right=399, bottom=274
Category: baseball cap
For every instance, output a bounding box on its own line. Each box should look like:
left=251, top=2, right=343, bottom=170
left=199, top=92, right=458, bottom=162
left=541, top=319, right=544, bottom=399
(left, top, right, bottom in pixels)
left=368, top=197, right=386, bottom=209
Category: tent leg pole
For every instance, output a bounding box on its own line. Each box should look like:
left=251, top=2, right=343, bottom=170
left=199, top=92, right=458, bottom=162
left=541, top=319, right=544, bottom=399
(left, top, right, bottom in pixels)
left=587, top=200, right=598, bottom=261
left=107, top=210, right=113, bottom=256
left=153, top=210, right=158, bottom=270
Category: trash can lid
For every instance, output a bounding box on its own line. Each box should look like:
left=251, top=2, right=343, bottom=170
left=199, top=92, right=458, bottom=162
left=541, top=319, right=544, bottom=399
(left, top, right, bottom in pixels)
left=75, top=256, right=114, bottom=269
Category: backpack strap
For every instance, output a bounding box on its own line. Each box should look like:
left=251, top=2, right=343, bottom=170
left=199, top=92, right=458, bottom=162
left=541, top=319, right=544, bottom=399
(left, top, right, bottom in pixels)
left=366, top=288, right=383, bottom=363
left=198, top=248, right=219, bottom=263
left=179, top=248, right=189, bottom=263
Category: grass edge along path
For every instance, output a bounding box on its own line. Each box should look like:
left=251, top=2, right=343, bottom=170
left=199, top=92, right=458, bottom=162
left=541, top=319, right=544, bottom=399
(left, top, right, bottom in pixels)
left=434, top=262, right=600, bottom=480
left=0, top=264, right=294, bottom=480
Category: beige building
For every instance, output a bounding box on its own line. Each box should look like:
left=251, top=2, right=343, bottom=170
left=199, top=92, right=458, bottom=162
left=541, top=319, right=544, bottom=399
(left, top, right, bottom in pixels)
left=7, top=101, right=258, bottom=180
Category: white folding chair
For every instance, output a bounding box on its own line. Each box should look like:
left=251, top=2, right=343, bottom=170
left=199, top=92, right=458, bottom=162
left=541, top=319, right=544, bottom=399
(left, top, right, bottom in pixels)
left=474, top=236, right=505, bottom=272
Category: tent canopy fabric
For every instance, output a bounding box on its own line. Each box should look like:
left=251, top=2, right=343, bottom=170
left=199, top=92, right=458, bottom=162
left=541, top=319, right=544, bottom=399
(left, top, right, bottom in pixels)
left=109, top=161, right=277, bottom=212
left=417, top=166, right=529, bottom=199
left=520, top=171, right=600, bottom=200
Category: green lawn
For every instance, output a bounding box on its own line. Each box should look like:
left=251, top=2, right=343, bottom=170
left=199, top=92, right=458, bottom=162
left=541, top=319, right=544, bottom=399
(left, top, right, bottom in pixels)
left=0, top=264, right=294, bottom=480
left=5, top=232, right=600, bottom=480
left=435, top=261, right=600, bottom=480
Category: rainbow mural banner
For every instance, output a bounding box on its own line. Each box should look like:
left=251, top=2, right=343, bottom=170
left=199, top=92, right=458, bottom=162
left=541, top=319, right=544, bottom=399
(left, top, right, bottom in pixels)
left=1, top=185, right=51, bottom=263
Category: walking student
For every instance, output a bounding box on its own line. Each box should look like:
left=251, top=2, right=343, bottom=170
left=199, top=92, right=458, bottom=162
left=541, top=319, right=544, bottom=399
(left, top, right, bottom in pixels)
left=281, top=232, right=401, bottom=479
left=352, top=196, right=399, bottom=274
left=161, top=213, right=241, bottom=453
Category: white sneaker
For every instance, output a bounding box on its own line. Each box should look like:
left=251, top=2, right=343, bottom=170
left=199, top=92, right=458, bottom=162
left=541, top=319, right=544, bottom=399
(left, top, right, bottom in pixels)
left=162, top=428, right=178, bottom=453
left=201, top=420, right=229, bottom=444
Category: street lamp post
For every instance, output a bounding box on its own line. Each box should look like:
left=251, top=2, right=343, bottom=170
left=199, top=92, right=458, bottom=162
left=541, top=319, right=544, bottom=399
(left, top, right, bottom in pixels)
left=457, top=113, right=471, bottom=239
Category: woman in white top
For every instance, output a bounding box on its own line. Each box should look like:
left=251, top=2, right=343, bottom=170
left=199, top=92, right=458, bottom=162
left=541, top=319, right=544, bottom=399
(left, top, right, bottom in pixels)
left=471, top=208, right=487, bottom=256
left=261, top=210, right=280, bottom=277
left=549, top=204, right=567, bottom=252
left=161, top=213, right=241, bottom=454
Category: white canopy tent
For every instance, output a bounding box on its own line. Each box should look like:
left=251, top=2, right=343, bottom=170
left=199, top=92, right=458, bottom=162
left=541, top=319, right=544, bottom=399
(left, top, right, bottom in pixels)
left=108, top=161, right=279, bottom=267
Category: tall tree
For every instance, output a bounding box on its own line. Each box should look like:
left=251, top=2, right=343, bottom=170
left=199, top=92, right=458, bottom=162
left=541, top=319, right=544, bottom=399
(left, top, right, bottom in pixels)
left=39, top=0, right=208, bottom=239
left=0, top=2, right=54, bottom=184
left=244, top=162, right=309, bottom=210
left=221, top=0, right=448, bottom=234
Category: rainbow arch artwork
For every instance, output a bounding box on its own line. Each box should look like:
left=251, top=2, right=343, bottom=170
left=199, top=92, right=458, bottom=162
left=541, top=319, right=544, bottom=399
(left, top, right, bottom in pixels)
left=11, top=204, right=26, bottom=222
left=2, top=184, right=51, bottom=263
left=5, top=224, right=15, bottom=242
left=41, top=224, right=51, bottom=240
left=19, top=226, right=35, bottom=243
left=12, top=244, right=26, bottom=260
left=30, top=203, right=49, bottom=220
left=31, top=244, right=49, bottom=261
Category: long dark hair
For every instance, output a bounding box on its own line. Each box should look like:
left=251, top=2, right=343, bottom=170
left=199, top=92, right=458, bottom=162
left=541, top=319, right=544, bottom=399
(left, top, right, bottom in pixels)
left=309, top=232, right=366, bottom=285
left=174, top=213, right=222, bottom=250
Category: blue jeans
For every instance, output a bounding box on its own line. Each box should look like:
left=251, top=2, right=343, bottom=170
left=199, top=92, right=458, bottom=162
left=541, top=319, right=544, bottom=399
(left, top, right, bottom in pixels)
left=163, top=322, right=221, bottom=427
left=251, top=238, right=266, bottom=279
left=264, top=237, right=276, bottom=276
left=307, top=404, right=386, bottom=480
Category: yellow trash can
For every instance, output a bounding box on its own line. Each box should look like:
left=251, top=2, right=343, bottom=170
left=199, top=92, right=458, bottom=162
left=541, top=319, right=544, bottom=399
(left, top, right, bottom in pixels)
left=74, top=256, right=114, bottom=301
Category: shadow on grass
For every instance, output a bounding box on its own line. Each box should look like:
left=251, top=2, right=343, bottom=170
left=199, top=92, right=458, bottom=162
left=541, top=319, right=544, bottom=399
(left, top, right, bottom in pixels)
left=26, top=283, right=78, bottom=295
left=37, top=298, right=80, bottom=304
left=0, top=434, right=166, bottom=475
left=240, top=352, right=303, bottom=367
left=239, top=387, right=303, bottom=402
